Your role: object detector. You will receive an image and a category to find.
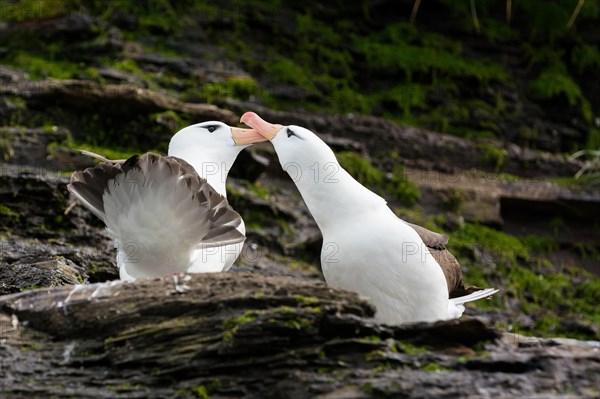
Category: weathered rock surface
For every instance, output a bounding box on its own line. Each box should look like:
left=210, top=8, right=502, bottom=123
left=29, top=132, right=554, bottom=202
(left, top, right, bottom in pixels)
left=1, top=4, right=599, bottom=398
left=0, top=257, right=87, bottom=295
left=0, top=274, right=597, bottom=399
left=0, top=79, right=238, bottom=125
left=226, top=101, right=586, bottom=179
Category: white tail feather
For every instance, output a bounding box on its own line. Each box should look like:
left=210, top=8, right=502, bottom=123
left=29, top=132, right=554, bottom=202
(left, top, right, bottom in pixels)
left=447, top=288, right=499, bottom=319
left=451, top=288, right=499, bottom=306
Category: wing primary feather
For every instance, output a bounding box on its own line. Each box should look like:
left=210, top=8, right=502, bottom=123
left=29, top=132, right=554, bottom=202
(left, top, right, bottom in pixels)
left=68, top=152, right=245, bottom=269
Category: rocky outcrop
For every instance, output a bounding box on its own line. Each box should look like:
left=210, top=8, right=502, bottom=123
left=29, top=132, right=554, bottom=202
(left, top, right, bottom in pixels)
left=0, top=79, right=238, bottom=125
left=226, top=101, right=585, bottom=179
left=1, top=5, right=599, bottom=397
left=1, top=273, right=598, bottom=399
left=0, top=77, right=586, bottom=180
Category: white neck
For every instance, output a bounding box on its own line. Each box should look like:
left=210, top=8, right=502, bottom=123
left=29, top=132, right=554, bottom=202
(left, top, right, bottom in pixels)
left=291, top=163, right=386, bottom=234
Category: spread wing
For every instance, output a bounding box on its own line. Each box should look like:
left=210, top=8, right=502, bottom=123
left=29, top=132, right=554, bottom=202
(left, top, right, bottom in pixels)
left=68, top=152, right=245, bottom=249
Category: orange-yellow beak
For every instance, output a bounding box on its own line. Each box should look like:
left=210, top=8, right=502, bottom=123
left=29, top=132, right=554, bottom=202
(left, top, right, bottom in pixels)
left=240, top=112, right=283, bottom=140
left=231, top=126, right=268, bottom=146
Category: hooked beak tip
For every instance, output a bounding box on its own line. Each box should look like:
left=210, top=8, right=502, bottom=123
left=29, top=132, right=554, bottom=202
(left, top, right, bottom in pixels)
left=240, top=112, right=280, bottom=141
left=240, top=112, right=257, bottom=126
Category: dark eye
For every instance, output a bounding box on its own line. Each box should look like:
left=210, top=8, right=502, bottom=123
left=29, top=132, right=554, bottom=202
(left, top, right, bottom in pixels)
left=286, top=128, right=296, bottom=138
left=206, top=125, right=219, bottom=133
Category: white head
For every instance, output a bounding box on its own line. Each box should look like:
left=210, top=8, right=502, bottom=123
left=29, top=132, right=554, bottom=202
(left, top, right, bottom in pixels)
left=240, top=112, right=384, bottom=230
left=168, top=120, right=266, bottom=196
left=239, top=112, right=337, bottom=180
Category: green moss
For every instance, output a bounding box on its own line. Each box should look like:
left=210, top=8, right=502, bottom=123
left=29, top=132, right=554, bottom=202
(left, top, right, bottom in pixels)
left=585, top=128, right=600, bottom=151
left=221, top=310, right=260, bottom=342
left=292, top=295, right=320, bottom=306
left=397, top=341, right=429, bottom=355
left=477, top=142, right=507, bottom=171
left=421, top=362, right=448, bottom=372
left=337, top=152, right=420, bottom=206
left=439, top=189, right=465, bottom=212
left=450, top=223, right=529, bottom=263
left=507, top=266, right=571, bottom=311
left=361, top=382, right=375, bottom=395
left=482, top=19, right=520, bottom=43
left=189, top=385, right=210, bottom=399
left=358, top=336, right=382, bottom=343
left=0, top=130, right=15, bottom=161
left=21, top=284, right=41, bottom=292
left=106, top=383, right=136, bottom=391
left=355, top=23, right=508, bottom=83
left=21, top=342, right=43, bottom=351
left=4, top=52, right=81, bottom=80
left=0, top=0, right=69, bottom=22
left=112, top=59, right=145, bottom=75
left=574, top=243, right=600, bottom=261
left=222, top=331, right=234, bottom=343
left=521, top=235, right=559, bottom=254
left=191, top=76, right=260, bottom=104
left=571, top=44, right=600, bottom=74
left=337, top=152, right=381, bottom=187
left=263, top=58, right=317, bottom=93
left=279, top=318, right=313, bottom=331
left=226, top=76, right=260, bottom=99
left=550, top=175, right=599, bottom=187
left=150, top=110, right=189, bottom=133
left=223, top=306, right=320, bottom=335
left=446, top=221, right=600, bottom=338
left=380, top=84, right=427, bottom=117
left=0, top=205, right=20, bottom=224
left=530, top=64, right=592, bottom=122
left=242, top=181, right=271, bottom=201
left=223, top=311, right=259, bottom=331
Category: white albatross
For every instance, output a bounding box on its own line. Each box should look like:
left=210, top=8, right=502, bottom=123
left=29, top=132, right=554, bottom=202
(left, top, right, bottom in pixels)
left=241, top=112, right=498, bottom=324
left=68, top=121, right=267, bottom=280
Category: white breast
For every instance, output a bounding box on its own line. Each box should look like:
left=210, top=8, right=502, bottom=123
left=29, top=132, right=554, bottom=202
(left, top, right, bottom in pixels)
left=321, top=208, right=449, bottom=324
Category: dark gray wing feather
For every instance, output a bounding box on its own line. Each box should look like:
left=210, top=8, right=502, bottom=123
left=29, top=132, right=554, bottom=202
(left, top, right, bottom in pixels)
left=406, top=222, right=482, bottom=298
left=67, top=152, right=244, bottom=247
left=68, top=154, right=140, bottom=220
left=407, top=222, right=449, bottom=249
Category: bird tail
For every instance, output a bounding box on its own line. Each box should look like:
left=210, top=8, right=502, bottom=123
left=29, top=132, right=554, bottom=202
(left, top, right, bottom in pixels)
left=447, top=288, right=499, bottom=319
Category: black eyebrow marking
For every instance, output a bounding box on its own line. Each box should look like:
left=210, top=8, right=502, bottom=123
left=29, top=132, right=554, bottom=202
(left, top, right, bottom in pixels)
left=287, top=127, right=304, bottom=140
